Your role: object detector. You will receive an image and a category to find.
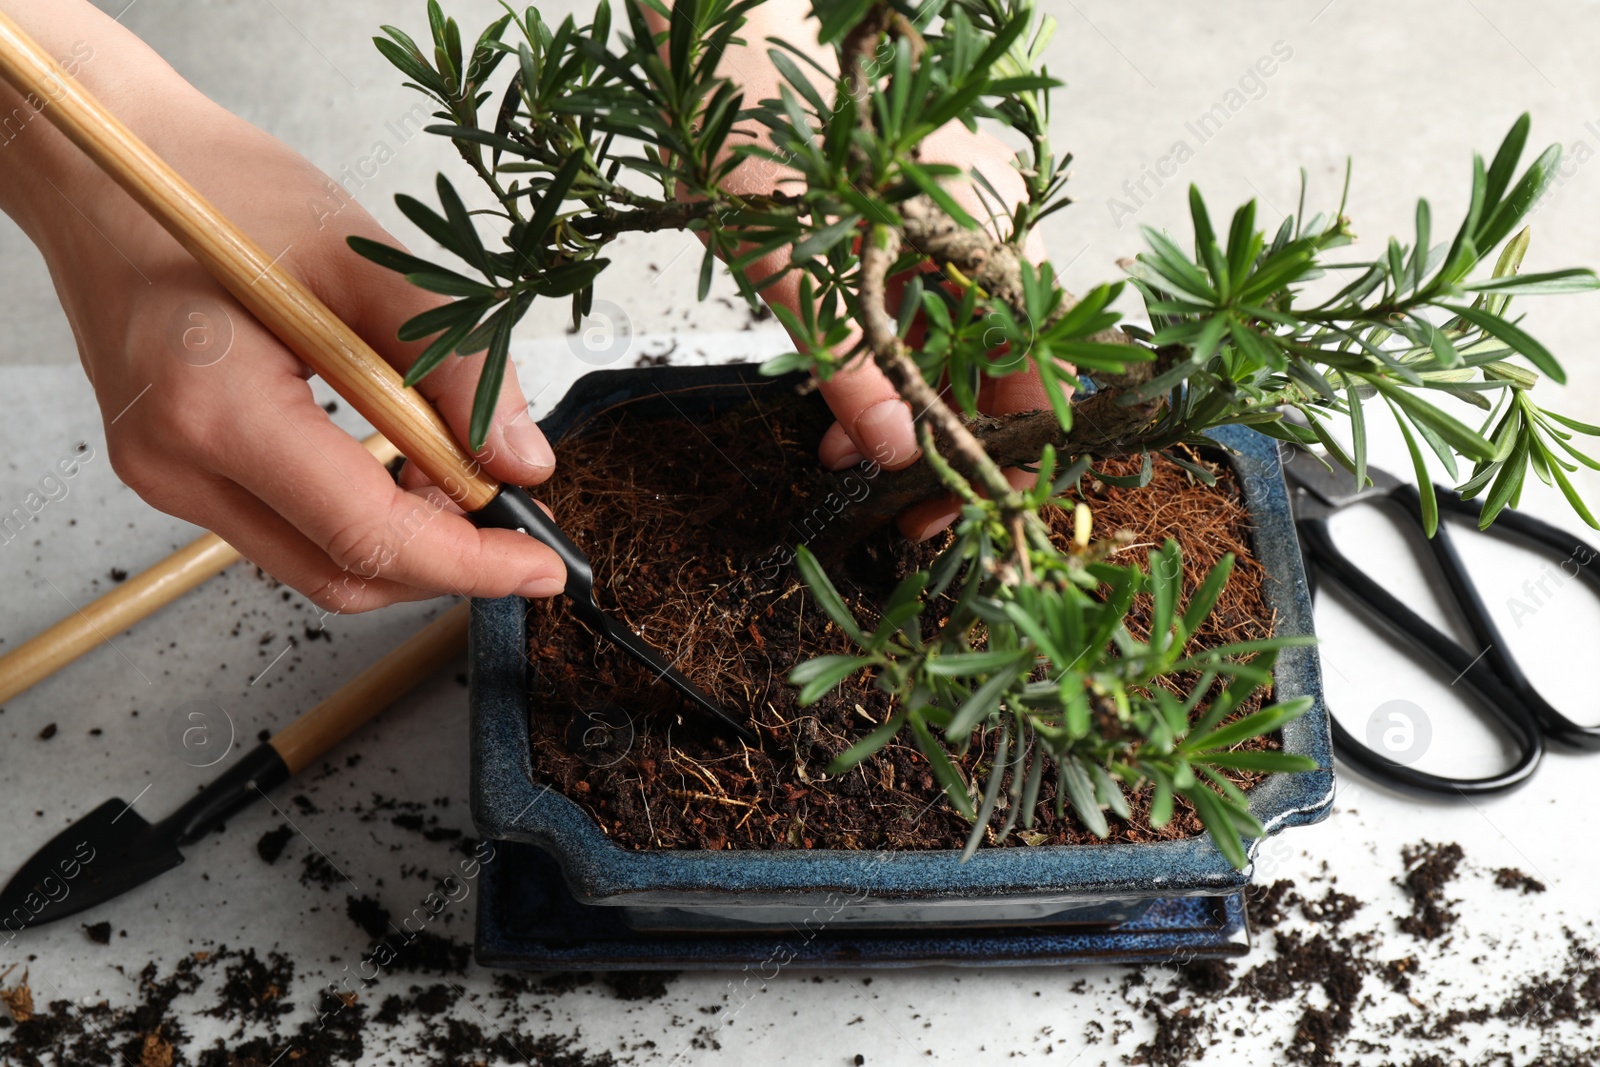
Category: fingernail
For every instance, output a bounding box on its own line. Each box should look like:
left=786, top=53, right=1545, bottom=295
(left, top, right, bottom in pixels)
left=503, top=417, right=556, bottom=472
left=517, top=575, right=565, bottom=599
left=854, top=398, right=920, bottom=469
left=829, top=449, right=865, bottom=471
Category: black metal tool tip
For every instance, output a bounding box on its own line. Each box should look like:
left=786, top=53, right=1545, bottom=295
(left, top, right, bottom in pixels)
left=473, top=485, right=760, bottom=746
left=595, top=613, right=761, bottom=747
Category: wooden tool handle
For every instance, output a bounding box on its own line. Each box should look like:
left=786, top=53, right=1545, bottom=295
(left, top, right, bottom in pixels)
left=269, top=600, right=469, bottom=774
left=0, top=434, right=400, bottom=706
left=0, top=12, right=501, bottom=511
left=0, top=535, right=233, bottom=706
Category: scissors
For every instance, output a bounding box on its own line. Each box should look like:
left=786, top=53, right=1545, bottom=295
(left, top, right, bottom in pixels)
left=1283, top=442, right=1600, bottom=795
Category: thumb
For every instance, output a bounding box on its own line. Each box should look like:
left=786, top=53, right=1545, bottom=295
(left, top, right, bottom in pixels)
left=407, top=345, right=556, bottom=489
left=322, top=221, right=557, bottom=490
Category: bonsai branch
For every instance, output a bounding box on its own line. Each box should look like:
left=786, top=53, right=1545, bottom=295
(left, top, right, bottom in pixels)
left=818, top=4, right=1168, bottom=549
left=567, top=190, right=808, bottom=242
left=842, top=4, right=896, bottom=134
left=897, top=195, right=1123, bottom=346
left=859, top=224, right=1020, bottom=511
left=568, top=198, right=728, bottom=239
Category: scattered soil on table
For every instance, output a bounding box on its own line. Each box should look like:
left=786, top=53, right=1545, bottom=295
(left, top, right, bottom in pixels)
left=1397, top=840, right=1465, bottom=941
left=524, top=390, right=1279, bottom=851
left=204, top=950, right=295, bottom=1030
left=601, top=972, right=676, bottom=1002
left=253, top=826, right=291, bottom=866
left=1494, top=866, right=1547, bottom=894
left=297, top=852, right=340, bottom=891
left=344, top=895, right=391, bottom=940
left=1088, top=840, right=1599, bottom=1066
left=0, top=838, right=1592, bottom=1065
left=82, top=922, right=111, bottom=946
left=0, top=898, right=625, bottom=1066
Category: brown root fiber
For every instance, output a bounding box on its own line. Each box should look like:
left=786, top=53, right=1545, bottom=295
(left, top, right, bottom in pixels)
left=523, top=388, right=1277, bottom=851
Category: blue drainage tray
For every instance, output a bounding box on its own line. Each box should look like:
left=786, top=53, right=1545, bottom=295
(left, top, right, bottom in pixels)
left=474, top=840, right=1249, bottom=970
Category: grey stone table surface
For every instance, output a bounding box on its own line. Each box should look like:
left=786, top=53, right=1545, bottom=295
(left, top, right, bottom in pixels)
left=4, top=0, right=1600, bottom=1063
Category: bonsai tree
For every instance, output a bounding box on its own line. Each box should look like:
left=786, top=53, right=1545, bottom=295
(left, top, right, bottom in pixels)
left=353, top=0, right=1600, bottom=865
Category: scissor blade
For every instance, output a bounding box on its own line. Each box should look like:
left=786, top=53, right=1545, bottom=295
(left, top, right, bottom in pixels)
left=585, top=609, right=760, bottom=746
left=1284, top=446, right=1402, bottom=511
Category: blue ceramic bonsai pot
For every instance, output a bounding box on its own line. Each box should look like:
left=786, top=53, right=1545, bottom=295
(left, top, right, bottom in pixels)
left=469, top=363, right=1334, bottom=965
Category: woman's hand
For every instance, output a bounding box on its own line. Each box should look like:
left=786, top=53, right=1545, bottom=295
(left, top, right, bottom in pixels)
left=0, top=0, right=568, bottom=612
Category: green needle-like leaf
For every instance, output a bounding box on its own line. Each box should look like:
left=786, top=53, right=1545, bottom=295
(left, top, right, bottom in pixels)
left=1061, top=757, right=1108, bottom=838
left=827, top=711, right=907, bottom=774
left=1181, top=696, right=1314, bottom=754
left=1186, top=784, right=1248, bottom=869
left=397, top=296, right=494, bottom=343
left=434, top=174, right=492, bottom=277
left=1442, top=303, right=1566, bottom=385
left=901, top=161, right=979, bottom=229
left=468, top=304, right=515, bottom=450
left=946, top=661, right=1027, bottom=740
left=518, top=151, right=585, bottom=265
left=1463, top=269, right=1600, bottom=296
left=792, top=654, right=874, bottom=705
left=910, top=714, right=976, bottom=819
left=1391, top=400, right=1440, bottom=536
left=1477, top=142, right=1560, bottom=254
left=795, top=545, right=867, bottom=646
left=1180, top=553, right=1235, bottom=645
left=403, top=320, right=476, bottom=387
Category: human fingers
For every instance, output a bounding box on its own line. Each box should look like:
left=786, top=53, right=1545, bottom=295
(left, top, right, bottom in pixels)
left=812, top=365, right=922, bottom=472
left=396, top=458, right=467, bottom=516
left=200, top=371, right=568, bottom=603
left=162, top=471, right=440, bottom=613
left=895, top=466, right=1038, bottom=542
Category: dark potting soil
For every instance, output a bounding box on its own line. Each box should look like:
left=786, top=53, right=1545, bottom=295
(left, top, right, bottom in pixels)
left=204, top=949, right=296, bottom=1029
left=0, top=877, right=647, bottom=1067
left=601, top=971, right=678, bottom=1002
left=297, top=852, right=340, bottom=891
left=1109, top=840, right=1597, bottom=1067
left=1494, top=866, right=1547, bottom=894
left=345, top=895, right=391, bottom=941
left=0, top=837, right=1590, bottom=1064
left=523, top=392, right=1277, bottom=851
left=1398, top=840, right=1465, bottom=941
left=253, top=825, right=291, bottom=866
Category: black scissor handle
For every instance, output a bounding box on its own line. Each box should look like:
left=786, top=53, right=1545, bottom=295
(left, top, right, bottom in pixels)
left=1419, top=484, right=1600, bottom=749
left=1297, top=514, right=1544, bottom=796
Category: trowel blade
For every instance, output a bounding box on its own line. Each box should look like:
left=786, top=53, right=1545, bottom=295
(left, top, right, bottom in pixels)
left=0, top=798, right=183, bottom=932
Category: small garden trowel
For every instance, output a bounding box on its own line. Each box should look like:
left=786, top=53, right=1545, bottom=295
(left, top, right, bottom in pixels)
left=0, top=604, right=467, bottom=931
